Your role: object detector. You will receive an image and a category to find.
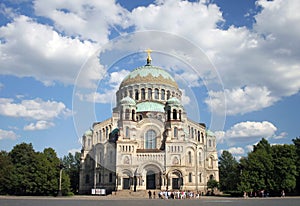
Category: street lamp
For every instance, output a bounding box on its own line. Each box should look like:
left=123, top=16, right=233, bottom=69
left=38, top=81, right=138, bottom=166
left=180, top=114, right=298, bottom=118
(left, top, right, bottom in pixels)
left=57, top=163, right=65, bottom=196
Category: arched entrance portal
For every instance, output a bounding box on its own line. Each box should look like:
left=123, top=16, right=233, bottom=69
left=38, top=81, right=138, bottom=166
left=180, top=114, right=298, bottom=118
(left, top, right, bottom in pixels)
left=169, top=170, right=183, bottom=190
left=146, top=170, right=156, bottom=189
left=143, top=164, right=162, bottom=190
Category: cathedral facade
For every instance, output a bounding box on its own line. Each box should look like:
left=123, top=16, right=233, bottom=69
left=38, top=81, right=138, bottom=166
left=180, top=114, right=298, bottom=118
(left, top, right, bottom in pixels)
left=79, top=52, right=219, bottom=194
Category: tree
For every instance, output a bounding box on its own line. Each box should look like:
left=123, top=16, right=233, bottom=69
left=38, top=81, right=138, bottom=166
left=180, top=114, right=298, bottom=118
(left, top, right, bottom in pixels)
left=207, top=179, right=219, bottom=195
left=0, top=151, right=15, bottom=194
left=219, top=150, right=240, bottom=193
left=292, top=137, right=300, bottom=192
left=61, top=152, right=81, bottom=194
left=238, top=138, right=275, bottom=193
left=271, top=144, right=297, bottom=193
left=7, top=143, right=71, bottom=196
left=9, top=143, right=37, bottom=195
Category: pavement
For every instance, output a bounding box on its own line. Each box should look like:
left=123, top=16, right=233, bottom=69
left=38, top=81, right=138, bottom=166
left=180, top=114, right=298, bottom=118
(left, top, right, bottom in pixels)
left=1, top=194, right=300, bottom=206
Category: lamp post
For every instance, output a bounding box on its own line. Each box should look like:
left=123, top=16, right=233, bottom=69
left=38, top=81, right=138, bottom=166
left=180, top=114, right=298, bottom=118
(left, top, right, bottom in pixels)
left=57, top=163, right=65, bottom=196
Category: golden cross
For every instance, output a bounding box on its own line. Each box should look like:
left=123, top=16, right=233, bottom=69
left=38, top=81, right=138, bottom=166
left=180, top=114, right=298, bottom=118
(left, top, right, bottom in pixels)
left=145, top=48, right=152, bottom=64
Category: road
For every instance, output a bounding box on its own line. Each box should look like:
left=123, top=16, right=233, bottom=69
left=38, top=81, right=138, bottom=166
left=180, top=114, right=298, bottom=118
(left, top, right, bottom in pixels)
left=0, top=196, right=300, bottom=206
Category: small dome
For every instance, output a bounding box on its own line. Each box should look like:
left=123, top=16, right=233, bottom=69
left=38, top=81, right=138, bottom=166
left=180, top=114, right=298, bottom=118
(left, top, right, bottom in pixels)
left=120, top=96, right=136, bottom=105
left=206, top=130, right=215, bottom=137
left=167, top=97, right=181, bottom=105
left=119, top=65, right=178, bottom=89
left=84, top=129, right=93, bottom=136
left=136, top=102, right=165, bottom=113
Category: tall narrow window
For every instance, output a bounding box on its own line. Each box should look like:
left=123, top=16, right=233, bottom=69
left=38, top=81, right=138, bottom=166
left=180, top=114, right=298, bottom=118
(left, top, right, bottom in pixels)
left=135, top=89, right=139, bottom=100
left=125, top=109, right=130, bottom=120
left=145, top=129, right=156, bottom=149
left=188, top=151, right=192, bottom=164
left=132, top=109, right=135, bottom=121
left=148, top=88, right=152, bottom=99
left=125, top=126, right=130, bottom=138
left=161, top=89, right=165, bottom=100
left=174, top=127, right=178, bottom=138
left=199, top=173, right=202, bottom=183
left=173, top=109, right=177, bottom=120
left=106, top=127, right=109, bottom=139
left=198, top=152, right=202, bottom=163
left=188, top=173, right=192, bottom=182
left=209, top=139, right=212, bottom=147
left=167, top=109, right=171, bottom=121
left=155, top=88, right=159, bottom=99
left=141, top=88, right=145, bottom=100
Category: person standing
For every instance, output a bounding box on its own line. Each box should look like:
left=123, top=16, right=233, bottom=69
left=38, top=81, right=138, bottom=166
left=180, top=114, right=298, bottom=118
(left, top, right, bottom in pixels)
left=148, top=190, right=152, bottom=199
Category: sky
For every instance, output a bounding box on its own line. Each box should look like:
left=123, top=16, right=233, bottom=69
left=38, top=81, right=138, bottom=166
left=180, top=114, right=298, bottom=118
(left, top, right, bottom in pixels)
left=0, top=0, right=299, bottom=159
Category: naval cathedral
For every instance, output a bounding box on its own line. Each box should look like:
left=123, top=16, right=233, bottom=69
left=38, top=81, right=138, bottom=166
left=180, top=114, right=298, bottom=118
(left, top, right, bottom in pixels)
left=79, top=51, right=219, bottom=194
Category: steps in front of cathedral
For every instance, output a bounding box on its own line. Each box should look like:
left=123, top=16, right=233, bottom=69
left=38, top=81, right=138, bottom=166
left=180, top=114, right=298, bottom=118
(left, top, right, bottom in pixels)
left=107, top=190, right=159, bottom=199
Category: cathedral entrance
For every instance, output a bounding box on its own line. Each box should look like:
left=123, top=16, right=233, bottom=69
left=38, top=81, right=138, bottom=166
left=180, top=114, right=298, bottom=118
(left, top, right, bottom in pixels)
left=123, top=178, right=130, bottom=190
left=146, top=171, right=156, bottom=189
left=169, top=170, right=183, bottom=190
left=172, top=178, right=180, bottom=190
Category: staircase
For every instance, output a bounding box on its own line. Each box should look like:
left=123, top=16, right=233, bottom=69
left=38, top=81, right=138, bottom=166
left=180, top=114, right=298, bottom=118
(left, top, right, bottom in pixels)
left=108, top=190, right=159, bottom=199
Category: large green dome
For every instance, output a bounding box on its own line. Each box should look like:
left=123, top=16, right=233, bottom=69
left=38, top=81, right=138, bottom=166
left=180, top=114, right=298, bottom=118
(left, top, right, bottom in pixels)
left=120, top=64, right=178, bottom=89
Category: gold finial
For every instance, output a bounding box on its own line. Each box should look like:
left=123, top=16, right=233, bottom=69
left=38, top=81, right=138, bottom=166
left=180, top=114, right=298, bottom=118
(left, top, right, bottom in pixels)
left=145, top=48, right=152, bottom=65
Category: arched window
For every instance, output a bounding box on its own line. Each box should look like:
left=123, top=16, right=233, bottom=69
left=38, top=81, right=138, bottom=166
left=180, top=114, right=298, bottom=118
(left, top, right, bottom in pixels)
left=132, top=109, right=135, bottom=121
left=161, top=89, right=165, bottom=100
left=129, top=90, right=133, bottom=98
left=167, top=109, right=171, bottom=121
left=197, top=131, right=200, bottom=142
left=191, top=127, right=194, bottom=138
left=173, top=109, right=177, bottom=120
left=201, top=133, right=204, bottom=143
left=148, top=88, right=152, bottom=99
left=188, top=151, right=192, bottom=164
left=99, top=130, right=102, bottom=142
left=135, top=89, right=139, bottom=100
left=199, top=173, right=202, bottom=183
left=155, top=88, right=159, bottom=99
left=125, top=126, right=130, bottom=138
left=174, top=127, right=178, bottom=138
left=209, top=139, right=212, bottom=147
left=145, top=129, right=156, bottom=149
left=141, top=88, right=145, bottom=100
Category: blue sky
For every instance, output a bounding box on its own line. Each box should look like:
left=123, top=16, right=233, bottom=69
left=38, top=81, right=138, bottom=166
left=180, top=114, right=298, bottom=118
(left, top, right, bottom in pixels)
left=0, top=0, right=299, bottom=159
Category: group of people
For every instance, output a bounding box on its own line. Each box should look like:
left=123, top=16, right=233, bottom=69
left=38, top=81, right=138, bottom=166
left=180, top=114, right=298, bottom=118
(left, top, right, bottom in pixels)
left=148, top=190, right=202, bottom=199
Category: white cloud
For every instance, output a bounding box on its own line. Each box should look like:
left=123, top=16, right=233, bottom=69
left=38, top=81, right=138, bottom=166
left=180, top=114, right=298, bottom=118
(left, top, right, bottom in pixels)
left=0, top=98, right=71, bottom=120
left=228, top=147, right=245, bottom=155
left=33, top=0, right=130, bottom=43
left=128, top=0, right=300, bottom=115
left=0, top=128, right=18, bottom=140
left=76, top=91, right=115, bottom=104
left=215, top=121, right=278, bottom=146
left=68, top=148, right=81, bottom=155
left=0, top=15, right=98, bottom=87
left=24, top=120, right=55, bottom=131
left=206, top=86, right=278, bottom=115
